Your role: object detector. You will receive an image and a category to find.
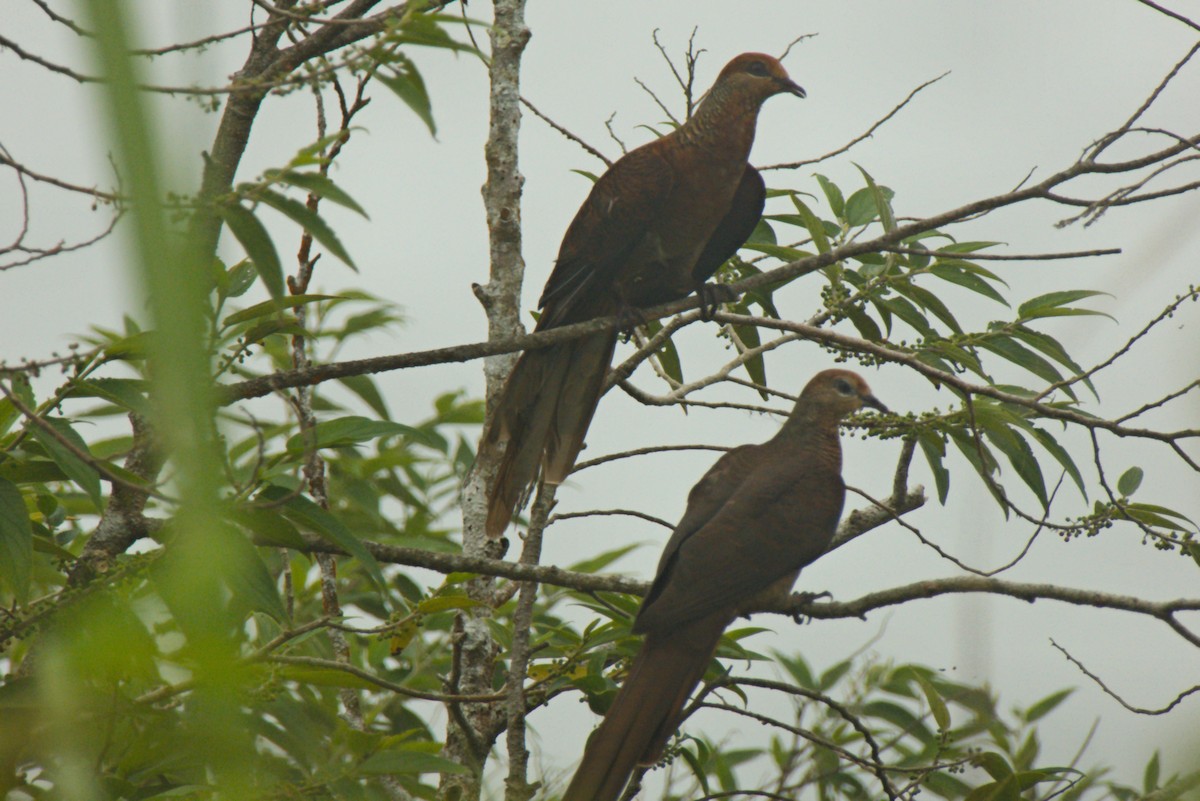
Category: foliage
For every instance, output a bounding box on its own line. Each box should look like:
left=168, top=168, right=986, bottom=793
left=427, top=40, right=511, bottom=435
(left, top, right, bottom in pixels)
left=2, top=3, right=1199, bottom=801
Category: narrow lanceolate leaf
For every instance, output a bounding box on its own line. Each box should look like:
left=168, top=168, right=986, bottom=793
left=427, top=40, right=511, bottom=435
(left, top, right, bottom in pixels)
left=643, top=319, right=683, bottom=386
left=377, top=55, right=437, bottom=138
left=980, top=419, right=1048, bottom=508
left=917, top=431, right=951, bottom=504
left=258, top=485, right=386, bottom=590
left=929, top=262, right=1009, bottom=305
left=255, top=188, right=357, bottom=270
left=339, top=374, right=391, bottom=419
left=0, top=478, right=33, bottom=602
left=218, top=201, right=285, bottom=300
left=284, top=416, right=441, bottom=453
left=898, top=282, right=963, bottom=334
left=912, top=670, right=951, bottom=730
left=1008, top=324, right=1097, bottom=399
left=222, top=294, right=339, bottom=327
left=1026, top=427, right=1087, bottom=501
left=730, top=323, right=768, bottom=398
left=790, top=196, right=830, bottom=253
left=268, top=169, right=368, bottom=217
left=359, top=750, right=471, bottom=776
left=68, top=377, right=152, bottom=416
left=1023, top=688, right=1073, bottom=723
left=30, top=417, right=103, bottom=509
left=1017, top=289, right=1113, bottom=321
left=975, top=336, right=1071, bottom=397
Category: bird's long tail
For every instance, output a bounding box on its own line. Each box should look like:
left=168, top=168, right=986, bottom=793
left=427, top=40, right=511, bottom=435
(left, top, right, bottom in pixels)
left=482, top=329, right=618, bottom=539
left=562, top=615, right=727, bottom=801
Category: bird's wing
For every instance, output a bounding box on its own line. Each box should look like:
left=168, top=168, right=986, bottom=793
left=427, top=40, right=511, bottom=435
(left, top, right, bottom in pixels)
left=635, top=452, right=844, bottom=632
left=690, top=165, right=766, bottom=285
left=536, top=145, right=674, bottom=324
left=643, top=443, right=761, bottom=597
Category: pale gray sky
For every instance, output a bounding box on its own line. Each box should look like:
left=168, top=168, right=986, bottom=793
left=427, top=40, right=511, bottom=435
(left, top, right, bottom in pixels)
left=2, top=0, right=1199, bottom=789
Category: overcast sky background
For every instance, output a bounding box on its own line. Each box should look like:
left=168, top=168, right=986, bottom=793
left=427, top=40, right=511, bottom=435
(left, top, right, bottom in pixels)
left=3, top=0, right=1199, bottom=790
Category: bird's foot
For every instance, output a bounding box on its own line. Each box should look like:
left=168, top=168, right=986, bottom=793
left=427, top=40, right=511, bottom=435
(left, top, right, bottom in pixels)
left=696, top=282, right=738, bottom=322
left=615, top=302, right=648, bottom=336
left=789, top=590, right=832, bottom=624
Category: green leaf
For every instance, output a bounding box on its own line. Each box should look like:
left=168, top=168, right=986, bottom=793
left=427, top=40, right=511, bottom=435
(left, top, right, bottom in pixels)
left=30, top=417, right=103, bottom=509
left=861, top=700, right=936, bottom=745
left=1124, top=503, right=1196, bottom=533
left=819, top=659, right=852, bottom=690
left=790, top=196, right=830, bottom=253
left=568, top=543, right=641, bottom=574
left=854, top=164, right=896, bottom=233
left=878, top=295, right=935, bottom=338
left=1017, top=290, right=1113, bottom=321
left=844, top=181, right=895, bottom=228
left=976, top=752, right=1014, bottom=781
left=272, top=664, right=377, bottom=690
left=948, top=429, right=1008, bottom=513
left=976, top=336, right=1069, bottom=392
left=845, top=306, right=883, bottom=342
left=1026, top=427, right=1087, bottom=502
left=678, top=741, right=712, bottom=797
left=896, top=281, right=962, bottom=334
left=1186, top=541, right=1200, bottom=571
left=222, top=294, right=338, bottom=327
left=742, top=242, right=809, bottom=262
left=236, top=507, right=308, bottom=550
left=813, top=173, right=845, bottom=219
left=912, top=670, right=951, bottom=730
left=728, top=323, right=768, bottom=398
left=359, top=750, right=471, bottom=776
left=0, top=459, right=67, bottom=484
left=68, top=378, right=151, bottom=416
left=217, top=201, right=285, bottom=300
left=255, top=188, right=356, bottom=270
left=929, top=263, right=1009, bottom=306
left=1024, top=688, right=1073, bottom=723
left=268, top=169, right=368, bottom=217
left=339, top=374, right=391, bottom=419
left=1008, top=324, right=1097, bottom=399
left=377, top=54, right=437, bottom=138
left=285, top=415, right=441, bottom=453
left=224, top=530, right=288, bottom=621
left=415, top=595, right=484, bottom=614
left=1144, top=750, right=1161, bottom=794
left=1117, top=466, right=1144, bottom=497
left=918, top=432, right=951, bottom=504
left=0, top=478, right=33, bottom=602
left=980, top=417, right=1048, bottom=507
left=218, top=259, right=258, bottom=300
left=643, top=318, right=682, bottom=386
left=259, top=485, right=386, bottom=589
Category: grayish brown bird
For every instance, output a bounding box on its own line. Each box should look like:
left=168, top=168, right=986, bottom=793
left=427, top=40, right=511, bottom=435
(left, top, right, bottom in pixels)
left=480, top=53, right=806, bottom=538
left=561, top=369, right=887, bottom=801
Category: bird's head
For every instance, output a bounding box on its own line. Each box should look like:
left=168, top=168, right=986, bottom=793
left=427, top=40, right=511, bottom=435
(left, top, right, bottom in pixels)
left=799, top=369, right=888, bottom=420
left=716, top=52, right=806, bottom=102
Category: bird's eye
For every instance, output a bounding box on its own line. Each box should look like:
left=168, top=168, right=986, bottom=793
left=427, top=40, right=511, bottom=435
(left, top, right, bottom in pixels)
left=834, top=379, right=855, bottom=396
left=747, top=60, right=769, bottom=76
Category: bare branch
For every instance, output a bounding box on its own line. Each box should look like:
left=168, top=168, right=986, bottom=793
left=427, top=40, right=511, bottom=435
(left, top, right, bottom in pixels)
left=1050, top=639, right=1200, bottom=714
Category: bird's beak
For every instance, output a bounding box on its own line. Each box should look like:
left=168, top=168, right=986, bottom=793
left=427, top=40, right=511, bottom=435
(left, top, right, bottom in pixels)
left=861, top=394, right=888, bottom=413
left=777, top=78, right=806, bottom=98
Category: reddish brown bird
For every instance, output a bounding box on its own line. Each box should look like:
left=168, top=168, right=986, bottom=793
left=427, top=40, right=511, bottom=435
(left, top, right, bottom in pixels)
left=481, top=53, right=806, bottom=538
left=561, top=369, right=887, bottom=801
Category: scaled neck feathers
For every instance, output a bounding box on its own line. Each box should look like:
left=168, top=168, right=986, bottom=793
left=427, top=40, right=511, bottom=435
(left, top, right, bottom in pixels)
left=674, top=81, right=763, bottom=157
